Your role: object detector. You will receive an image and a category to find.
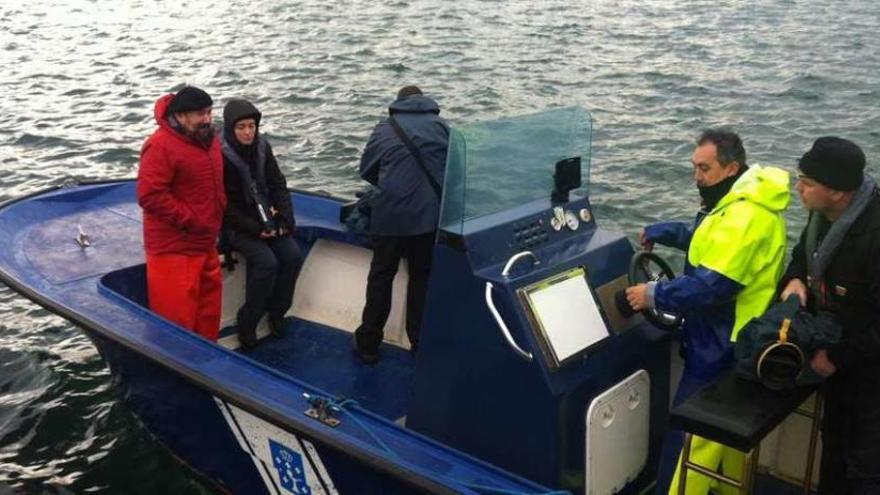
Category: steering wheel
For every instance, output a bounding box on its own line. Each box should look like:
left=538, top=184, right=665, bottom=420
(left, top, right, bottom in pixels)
left=628, top=250, right=683, bottom=331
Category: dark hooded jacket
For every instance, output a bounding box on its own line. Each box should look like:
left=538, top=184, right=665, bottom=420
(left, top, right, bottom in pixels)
left=137, top=93, right=226, bottom=255
left=360, top=95, right=449, bottom=236
left=221, top=99, right=295, bottom=238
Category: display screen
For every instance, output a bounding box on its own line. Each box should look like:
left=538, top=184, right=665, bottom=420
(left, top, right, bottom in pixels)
left=520, top=267, right=610, bottom=366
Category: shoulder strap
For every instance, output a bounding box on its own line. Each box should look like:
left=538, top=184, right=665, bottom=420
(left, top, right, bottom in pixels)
left=388, top=116, right=441, bottom=199
left=255, top=139, right=268, bottom=193
left=221, top=137, right=255, bottom=201
left=221, top=137, right=273, bottom=222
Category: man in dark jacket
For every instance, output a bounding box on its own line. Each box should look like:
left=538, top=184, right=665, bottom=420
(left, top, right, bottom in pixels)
left=353, top=86, right=449, bottom=364
left=780, top=137, right=880, bottom=494
left=221, top=98, right=302, bottom=349
left=137, top=86, right=227, bottom=340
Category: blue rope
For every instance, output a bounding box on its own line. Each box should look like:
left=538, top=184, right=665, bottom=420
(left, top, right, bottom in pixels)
left=305, top=393, right=572, bottom=495
left=308, top=395, right=397, bottom=456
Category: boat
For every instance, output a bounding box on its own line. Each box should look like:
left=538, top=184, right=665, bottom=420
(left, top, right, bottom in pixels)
left=0, top=106, right=810, bottom=494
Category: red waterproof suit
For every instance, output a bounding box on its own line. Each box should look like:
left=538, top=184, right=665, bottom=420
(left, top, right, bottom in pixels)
left=137, top=94, right=226, bottom=340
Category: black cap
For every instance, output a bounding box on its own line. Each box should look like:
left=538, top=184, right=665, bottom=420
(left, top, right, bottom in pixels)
left=168, top=86, right=213, bottom=114
left=799, top=137, right=865, bottom=192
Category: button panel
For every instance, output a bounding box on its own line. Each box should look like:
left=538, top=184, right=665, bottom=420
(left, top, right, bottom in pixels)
left=512, top=218, right=550, bottom=249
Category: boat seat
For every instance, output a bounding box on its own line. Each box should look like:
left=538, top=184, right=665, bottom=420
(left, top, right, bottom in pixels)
left=220, top=237, right=412, bottom=351
left=289, top=238, right=412, bottom=348
left=669, top=371, right=821, bottom=493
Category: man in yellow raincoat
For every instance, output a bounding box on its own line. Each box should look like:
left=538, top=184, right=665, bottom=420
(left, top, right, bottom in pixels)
left=626, top=129, right=791, bottom=494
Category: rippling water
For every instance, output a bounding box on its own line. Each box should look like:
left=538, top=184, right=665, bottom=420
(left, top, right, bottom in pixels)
left=1, top=0, right=878, bottom=492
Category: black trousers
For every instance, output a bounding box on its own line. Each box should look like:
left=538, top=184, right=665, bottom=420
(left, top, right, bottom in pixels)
left=355, top=232, right=434, bottom=353
left=228, top=233, right=303, bottom=334
left=819, top=379, right=880, bottom=495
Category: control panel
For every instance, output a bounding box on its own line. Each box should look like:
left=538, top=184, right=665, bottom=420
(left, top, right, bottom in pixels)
left=510, top=203, right=594, bottom=251
left=463, top=199, right=598, bottom=271
left=512, top=218, right=551, bottom=250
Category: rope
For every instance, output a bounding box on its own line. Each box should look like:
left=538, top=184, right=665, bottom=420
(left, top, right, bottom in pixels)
left=303, top=393, right=571, bottom=495
left=305, top=394, right=396, bottom=456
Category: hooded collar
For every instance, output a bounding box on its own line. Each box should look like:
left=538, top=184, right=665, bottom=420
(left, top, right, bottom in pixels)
left=388, top=95, right=440, bottom=115
left=711, top=164, right=791, bottom=214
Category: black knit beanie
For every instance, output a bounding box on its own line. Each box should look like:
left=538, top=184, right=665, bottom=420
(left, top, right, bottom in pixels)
left=799, top=137, right=865, bottom=192
left=168, top=86, right=213, bottom=114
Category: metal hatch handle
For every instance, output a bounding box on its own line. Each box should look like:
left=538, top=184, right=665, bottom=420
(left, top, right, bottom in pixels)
left=484, top=282, right=533, bottom=362
left=501, top=250, right=539, bottom=277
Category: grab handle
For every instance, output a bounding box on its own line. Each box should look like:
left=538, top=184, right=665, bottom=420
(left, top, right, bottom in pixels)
left=484, top=282, right=533, bottom=362
left=501, top=251, right=539, bottom=277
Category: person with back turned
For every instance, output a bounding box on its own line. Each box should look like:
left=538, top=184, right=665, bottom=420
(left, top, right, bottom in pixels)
left=779, top=137, right=880, bottom=495
left=624, top=129, right=790, bottom=494
left=352, top=85, right=449, bottom=365
left=137, top=85, right=226, bottom=340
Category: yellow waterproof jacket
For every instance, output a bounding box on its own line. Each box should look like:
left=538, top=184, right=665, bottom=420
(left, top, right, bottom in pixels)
left=651, top=165, right=790, bottom=377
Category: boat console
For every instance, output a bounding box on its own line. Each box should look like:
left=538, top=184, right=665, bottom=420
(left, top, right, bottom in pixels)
left=407, top=107, right=671, bottom=494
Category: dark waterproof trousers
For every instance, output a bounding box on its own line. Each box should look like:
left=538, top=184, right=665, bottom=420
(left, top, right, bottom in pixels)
left=228, top=233, right=303, bottom=334
left=819, top=375, right=880, bottom=495
left=355, top=232, right=434, bottom=353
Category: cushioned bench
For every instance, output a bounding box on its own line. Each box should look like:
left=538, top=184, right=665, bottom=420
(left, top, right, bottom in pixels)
left=669, top=370, right=821, bottom=494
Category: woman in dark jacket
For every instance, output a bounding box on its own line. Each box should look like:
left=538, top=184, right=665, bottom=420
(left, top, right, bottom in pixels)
left=221, top=99, right=303, bottom=349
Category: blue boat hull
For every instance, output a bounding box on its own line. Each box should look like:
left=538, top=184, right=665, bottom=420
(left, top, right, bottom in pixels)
left=0, top=181, right=555, bottom=495
left=90, top=330, right=428, bottom=495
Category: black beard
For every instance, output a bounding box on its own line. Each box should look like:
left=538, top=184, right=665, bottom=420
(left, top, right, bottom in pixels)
left=192, top=124, right=214, bottom=145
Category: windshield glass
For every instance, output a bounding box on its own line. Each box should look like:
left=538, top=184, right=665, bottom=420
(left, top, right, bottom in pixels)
left=440, top=106, right=592, bottom=234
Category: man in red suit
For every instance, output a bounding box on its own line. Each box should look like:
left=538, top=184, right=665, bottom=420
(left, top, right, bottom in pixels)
left=137, top=86, right=227, bottom=340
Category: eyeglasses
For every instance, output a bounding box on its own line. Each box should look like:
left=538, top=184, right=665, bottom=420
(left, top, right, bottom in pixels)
left=796, top=172, right=820, bottom=187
